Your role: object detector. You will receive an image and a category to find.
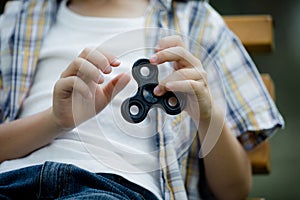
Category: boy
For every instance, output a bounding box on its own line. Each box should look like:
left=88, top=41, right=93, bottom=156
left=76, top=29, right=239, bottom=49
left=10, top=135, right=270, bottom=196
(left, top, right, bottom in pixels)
left=0, top=0, right=284, bottom=199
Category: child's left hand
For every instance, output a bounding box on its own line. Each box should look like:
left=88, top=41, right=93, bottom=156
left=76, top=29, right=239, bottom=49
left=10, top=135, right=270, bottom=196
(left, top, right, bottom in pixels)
left=149, top=36, right=213, bottom=123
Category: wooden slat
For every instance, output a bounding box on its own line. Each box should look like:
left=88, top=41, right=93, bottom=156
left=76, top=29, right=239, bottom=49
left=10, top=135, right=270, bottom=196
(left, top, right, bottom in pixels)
left=223, top=15, right=274, bottom=52
left=248, top=140, right=271, bottom=174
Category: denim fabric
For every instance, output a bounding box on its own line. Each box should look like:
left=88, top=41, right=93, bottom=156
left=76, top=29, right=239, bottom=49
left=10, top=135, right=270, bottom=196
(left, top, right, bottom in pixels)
left=0, top=162, right=159, bottom=200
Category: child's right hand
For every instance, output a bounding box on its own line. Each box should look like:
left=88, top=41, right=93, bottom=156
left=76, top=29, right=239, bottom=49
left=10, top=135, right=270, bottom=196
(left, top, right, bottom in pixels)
left=0, top=48, right=130, bottom=162
left=51, top=47, right=130, bottom=130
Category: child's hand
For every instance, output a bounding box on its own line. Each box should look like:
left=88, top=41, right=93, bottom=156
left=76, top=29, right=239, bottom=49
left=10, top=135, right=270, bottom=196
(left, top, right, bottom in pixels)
left=52, top=47, right=130, bottom=129
left=149, top=36, right=213, bottom=122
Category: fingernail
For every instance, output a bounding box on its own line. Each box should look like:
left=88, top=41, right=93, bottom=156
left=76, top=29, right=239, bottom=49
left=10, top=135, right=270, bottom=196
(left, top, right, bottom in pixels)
left=150, top=54, right=158, bottom=64
left=111, top=58, right=121, bottom=66
left=153, top=86, right=162, bottom=96
left=104, top=65, right=112, bottom=73
left=98, top=74, right=104, bottom=83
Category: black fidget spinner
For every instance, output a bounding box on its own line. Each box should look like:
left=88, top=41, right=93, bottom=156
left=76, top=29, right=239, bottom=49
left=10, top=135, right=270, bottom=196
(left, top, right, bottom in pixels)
left=121, top=58, right=186, bottom=123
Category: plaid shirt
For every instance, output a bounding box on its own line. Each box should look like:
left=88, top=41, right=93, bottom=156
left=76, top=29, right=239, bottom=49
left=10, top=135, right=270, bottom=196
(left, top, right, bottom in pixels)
left=0, top=0, right=284, bottom=199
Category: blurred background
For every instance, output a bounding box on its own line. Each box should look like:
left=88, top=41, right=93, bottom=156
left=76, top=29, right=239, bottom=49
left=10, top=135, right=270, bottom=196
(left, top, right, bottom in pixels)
left=0, top=0, right=299, bottom=199
left=210, top=0, right=300, bottom=199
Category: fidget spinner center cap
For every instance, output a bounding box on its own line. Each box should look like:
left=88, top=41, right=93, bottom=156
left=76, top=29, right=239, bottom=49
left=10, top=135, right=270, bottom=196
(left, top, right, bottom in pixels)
left=142, top=84, right=159, bottom=104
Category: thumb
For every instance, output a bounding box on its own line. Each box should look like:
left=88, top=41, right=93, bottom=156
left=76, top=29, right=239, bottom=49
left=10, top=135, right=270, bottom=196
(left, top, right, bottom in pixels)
left=98, top=73, right=131, bottom=111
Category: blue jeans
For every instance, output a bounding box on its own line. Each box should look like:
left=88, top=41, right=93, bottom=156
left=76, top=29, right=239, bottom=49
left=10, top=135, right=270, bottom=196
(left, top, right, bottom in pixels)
left=0, top=161, right=159, bottom=200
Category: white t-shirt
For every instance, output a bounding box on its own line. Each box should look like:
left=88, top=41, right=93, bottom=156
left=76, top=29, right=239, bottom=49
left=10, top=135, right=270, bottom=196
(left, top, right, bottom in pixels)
left=0, top=1, right=162, bottom=199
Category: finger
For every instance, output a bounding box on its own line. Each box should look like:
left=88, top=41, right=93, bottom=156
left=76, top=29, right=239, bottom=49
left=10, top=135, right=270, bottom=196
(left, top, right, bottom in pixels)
left=155, top=35, right=185, bottom=51
left=150, top=46, right=201, bottom=68
left=154, top=36, right=186, bottom=70
left=101, top=73, right=131, bottom=104
left=61, top=57, right=104, bottom=84
left=153, top=68, right=206, bottom=96
left=165, top=80, right=212, bottom=114
left=79, top=47, right=121, bottom=74
left=164, top=80, right=207, bottom=95
left=55, top=76, right=92, bottom=99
